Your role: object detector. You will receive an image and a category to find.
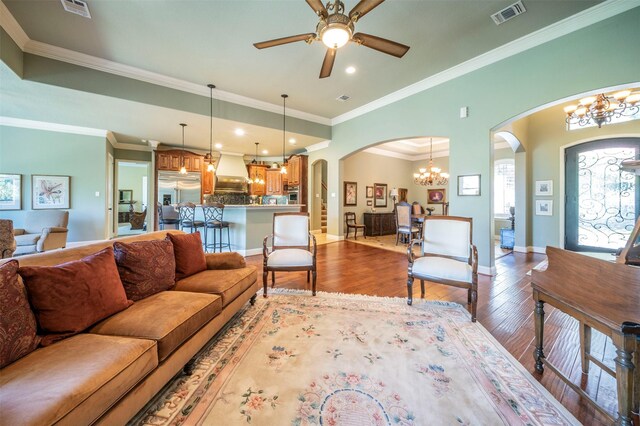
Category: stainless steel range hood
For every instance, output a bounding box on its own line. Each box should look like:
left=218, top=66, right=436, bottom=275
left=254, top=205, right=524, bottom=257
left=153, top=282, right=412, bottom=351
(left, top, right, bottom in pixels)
left=215, top=153, right=249, bottom=193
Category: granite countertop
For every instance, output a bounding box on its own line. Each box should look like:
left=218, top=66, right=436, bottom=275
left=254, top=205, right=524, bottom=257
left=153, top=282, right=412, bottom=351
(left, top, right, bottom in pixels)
left=223, top=204, right=305, bottom=208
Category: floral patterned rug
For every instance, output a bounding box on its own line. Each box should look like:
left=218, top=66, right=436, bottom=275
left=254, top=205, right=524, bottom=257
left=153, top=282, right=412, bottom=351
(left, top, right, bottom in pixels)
left=130, top=291, right=579, bottom=426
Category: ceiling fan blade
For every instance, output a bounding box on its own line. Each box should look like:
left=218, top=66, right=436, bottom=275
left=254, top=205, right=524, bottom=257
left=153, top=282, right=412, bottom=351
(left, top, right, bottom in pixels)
left=306, top=0, right=328, bottom=18
left=352, top=32, right=410, bottom=58
left=254, top=33, right=316, bottom=49
left=319, top=48, right=336, bottom=79
left=348, top=0, right=385, bottom=21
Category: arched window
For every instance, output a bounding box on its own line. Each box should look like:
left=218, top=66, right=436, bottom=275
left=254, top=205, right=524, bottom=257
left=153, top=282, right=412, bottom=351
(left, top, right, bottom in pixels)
left=494, top=159, right=515, bottom=217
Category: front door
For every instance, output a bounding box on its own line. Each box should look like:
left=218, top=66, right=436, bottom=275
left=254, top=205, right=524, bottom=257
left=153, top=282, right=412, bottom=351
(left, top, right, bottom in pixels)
left=565, top=138, right=639, bottom=252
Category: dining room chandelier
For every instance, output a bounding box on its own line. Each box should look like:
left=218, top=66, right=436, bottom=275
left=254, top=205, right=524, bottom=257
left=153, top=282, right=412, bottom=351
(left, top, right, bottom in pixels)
left=563, top=90, right=640, bottom=128
left=413, top=138, right=449, bottom=186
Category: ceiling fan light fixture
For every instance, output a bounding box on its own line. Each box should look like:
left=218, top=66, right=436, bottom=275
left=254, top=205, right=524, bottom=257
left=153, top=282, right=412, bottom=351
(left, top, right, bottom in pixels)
left=321, top=24, right=351, bottom=49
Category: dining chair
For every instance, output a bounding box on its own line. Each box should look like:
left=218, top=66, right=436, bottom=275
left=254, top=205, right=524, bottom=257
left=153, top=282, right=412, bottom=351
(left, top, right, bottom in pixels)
left=344, top=212, right=366, bottom=240
left=407, top=216, right=478, bottom=321
left=395, top=201, right=419, bottom=245
left=263, top=212, right=317, bottom=297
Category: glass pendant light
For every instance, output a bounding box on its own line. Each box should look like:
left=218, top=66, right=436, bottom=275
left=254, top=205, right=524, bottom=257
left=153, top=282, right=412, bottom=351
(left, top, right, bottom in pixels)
left=206, top=84, right=216, bottom=172
left=280, top=94, right=288, bottom=175
left=179, top=123, right=187, bottom=175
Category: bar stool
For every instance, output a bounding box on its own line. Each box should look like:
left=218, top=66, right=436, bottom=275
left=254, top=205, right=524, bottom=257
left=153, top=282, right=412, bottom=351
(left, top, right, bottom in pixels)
left=178, top=202, right=205, bottom=235
left=157, top=203, right=179, bottom=230
left=203, top=203, right=231, bottom=252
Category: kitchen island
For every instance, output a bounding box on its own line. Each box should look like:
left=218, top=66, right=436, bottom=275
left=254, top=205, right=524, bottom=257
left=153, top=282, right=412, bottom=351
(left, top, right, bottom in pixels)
left=176, top=204, right=304, bottom=256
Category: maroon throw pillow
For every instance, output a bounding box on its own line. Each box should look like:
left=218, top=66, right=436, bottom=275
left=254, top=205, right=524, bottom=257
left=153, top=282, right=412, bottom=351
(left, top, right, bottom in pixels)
left=166, top=232, right=206, bottom=280
left=19, top=247, right=132, bottom=346
left=0, top=260, right=41, bottom=368
left=113, top=239, right=176, bottom=301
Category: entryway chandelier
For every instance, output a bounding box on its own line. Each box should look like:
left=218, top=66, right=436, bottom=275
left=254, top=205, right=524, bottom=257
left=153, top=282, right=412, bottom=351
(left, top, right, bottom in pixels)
left=413, top=138, right=449, bottom=186
left=564, top=90, right=640, bottom=128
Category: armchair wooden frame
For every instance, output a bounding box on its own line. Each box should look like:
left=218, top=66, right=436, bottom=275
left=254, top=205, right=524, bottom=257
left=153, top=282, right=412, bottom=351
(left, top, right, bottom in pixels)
left=406, top=216, right=479, bottom=321
left=263, top=212, right=317, bottom=297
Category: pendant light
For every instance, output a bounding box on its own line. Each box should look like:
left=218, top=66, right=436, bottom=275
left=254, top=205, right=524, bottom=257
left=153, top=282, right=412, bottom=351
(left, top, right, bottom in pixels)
left=179, top=123, right=187, bottom=175
left=248, top=142, right=265, bottom=185
left=205, top=84, right=216, bottom=172
left=280, top=94, right=288, bottom=175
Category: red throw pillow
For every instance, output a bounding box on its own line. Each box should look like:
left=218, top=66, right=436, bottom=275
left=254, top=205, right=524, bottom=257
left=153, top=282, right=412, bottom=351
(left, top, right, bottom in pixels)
left=166, top=232, right=207, bottom=280
left=113, top=239, right=176, bottom=301
left=0, top=260, right=41, bottom=367
left=19, top=247, right=132, bottom=346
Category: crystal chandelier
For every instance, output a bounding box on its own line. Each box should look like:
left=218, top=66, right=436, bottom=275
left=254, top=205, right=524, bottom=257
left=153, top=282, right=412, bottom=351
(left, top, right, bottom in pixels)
left=247, top=142, right=265, bottom=185
left=564, top=90, right=640, bottom=128
left=413, top=138, right=449, bottom=186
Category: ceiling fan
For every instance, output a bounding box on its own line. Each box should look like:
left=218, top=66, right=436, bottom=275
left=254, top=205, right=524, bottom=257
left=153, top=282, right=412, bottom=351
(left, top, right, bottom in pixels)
left=253, top=0, right=410, bottom=79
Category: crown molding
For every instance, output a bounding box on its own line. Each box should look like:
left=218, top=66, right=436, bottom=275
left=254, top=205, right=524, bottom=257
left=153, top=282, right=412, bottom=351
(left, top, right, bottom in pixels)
left=305, top=140, right=331, bottom=152
left=331, top=0, right=640, bottom=125
left=0, top=1, right=28, bottom=49
left=0, top=116, right=108, bottom=137
left=363, top=146, right=449, bottom=161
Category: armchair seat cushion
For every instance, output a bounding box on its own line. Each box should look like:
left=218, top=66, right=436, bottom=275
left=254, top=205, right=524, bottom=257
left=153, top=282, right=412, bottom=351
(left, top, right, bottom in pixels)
left=411, top=256, right=472, bottom=283
left=14, top=233, right=40, bottom=246
left=267, top=249, right=313, bottom=268
left=398, top=226, right=420, bottom=233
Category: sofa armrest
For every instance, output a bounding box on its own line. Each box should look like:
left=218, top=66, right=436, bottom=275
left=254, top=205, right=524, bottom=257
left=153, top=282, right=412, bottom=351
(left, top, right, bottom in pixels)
left=205, top=252, right=246, bottom=270
left=37, top=228, right=69, bottom=252
left=14, top=228, right=25, bottom=236
left=43, top=227, right=68, bottom=233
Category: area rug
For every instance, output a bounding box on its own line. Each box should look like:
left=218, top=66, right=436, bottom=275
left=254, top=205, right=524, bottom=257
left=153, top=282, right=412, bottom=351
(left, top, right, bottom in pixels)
left=130, top=291, right=579, bottom=425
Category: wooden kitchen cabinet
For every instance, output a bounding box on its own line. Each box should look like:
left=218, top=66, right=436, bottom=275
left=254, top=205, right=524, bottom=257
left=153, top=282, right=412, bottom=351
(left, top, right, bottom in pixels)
left=287, top=155, right=300, bottom=186
left=266, top=169, right=283, bottom=195
left=202, top=169, right=215, bottom=195
left=247, top=164, right=268, bottom=196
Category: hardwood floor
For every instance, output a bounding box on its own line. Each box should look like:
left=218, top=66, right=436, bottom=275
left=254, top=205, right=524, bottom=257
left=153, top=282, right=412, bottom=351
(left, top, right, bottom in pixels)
left=246, top=240, right=618, bottom=425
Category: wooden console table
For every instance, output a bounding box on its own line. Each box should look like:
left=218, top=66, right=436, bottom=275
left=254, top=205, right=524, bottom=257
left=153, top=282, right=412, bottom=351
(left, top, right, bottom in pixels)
left=531, top=247, right=640, bottom=425
left=363, top=212, right=396, bottom=236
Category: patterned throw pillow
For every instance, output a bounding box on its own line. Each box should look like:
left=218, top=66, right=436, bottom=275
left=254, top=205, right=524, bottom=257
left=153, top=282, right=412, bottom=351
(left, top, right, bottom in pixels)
left=113, top=239, right=176, bottom=301
left=0, top=260, right=41, bottom=368
left=166, top=232, right=207, bottom=280
left=19, top=247, right=132, bottom=346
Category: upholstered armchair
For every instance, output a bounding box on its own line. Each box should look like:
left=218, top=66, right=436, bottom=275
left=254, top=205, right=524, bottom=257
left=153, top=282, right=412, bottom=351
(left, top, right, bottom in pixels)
left=407, top=216, right=478, bottom=322
left=13, top=211, right=69, bottom=256
left=395, top=201, right=420, bottom=245
left=0, top=219, right=16, bottom=259
left=263, top=212, right=317, bottom=297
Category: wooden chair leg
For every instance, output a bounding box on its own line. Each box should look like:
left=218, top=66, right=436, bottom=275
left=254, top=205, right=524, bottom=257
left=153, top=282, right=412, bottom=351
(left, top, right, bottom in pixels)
left=312, top=269, right=317, bottom=296
left=263, top=270, right=268, bottom=297
left=470, top=286, right=478, bottom=322
left=420, top=280, right=425, bottom=299
left=271, top=271, right=275, bottom=288
left=354, top=227, right=357, bottom=240
left=346, top=227, right=350, bottom=240
left=307, top=270, right=310, bottom=283
left=396, top=232, right=400, bottom=246
left=579, top=322, right=592, bottom=374
left=407, top=276, right=414, bottom=305
left=364, top=226, right=367, bottom=239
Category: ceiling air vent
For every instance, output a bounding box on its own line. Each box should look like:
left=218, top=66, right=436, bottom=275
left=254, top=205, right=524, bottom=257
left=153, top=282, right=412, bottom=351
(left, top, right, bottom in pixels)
left=336, top=95, right=350, bottom=102
left=61, top=0, right=91, bottom=18
left=491, top=1, right=525, bottom=25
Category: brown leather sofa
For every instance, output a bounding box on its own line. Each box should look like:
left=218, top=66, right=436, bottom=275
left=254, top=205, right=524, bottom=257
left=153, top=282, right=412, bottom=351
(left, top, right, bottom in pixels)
left=0, top=230, right=259, bottom=426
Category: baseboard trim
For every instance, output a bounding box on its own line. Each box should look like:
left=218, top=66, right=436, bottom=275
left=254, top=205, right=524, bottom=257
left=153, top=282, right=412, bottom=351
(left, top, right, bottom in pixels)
left=236, top=248, right=263, bottom=257
left=478, top=265, right=496, bottom=276
left=327, top=234, right=345, bottom=241
left=513, top=246, right=547, bottom=254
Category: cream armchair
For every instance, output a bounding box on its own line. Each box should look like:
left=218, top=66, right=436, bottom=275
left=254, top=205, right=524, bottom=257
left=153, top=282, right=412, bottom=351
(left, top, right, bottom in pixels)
left=263, top=212, right=317, bottom=297
left=407, top=216, right=478, bottom=322
left=13, top=211, right=69, bottom=255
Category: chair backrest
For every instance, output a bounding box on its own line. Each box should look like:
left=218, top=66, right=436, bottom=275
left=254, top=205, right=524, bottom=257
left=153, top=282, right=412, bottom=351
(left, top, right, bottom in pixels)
left=422, top=216, right=472, bottom=260
left=395, top=202, right=411, bottom=228
left=203, top=203, right=224, bottom=223
left=412, top=202, right=422, bottom=215
left=162, top=205, right=178, bottom=220
left=345, top=212, right=356, bottom=226
left=273, top=212, right=309, bottom=249
left=157, top=202, right=163, bottom=221
left=0, top=219, right=16, bottom=259
left=178, top=202, right=196, bottom=222
left=24, top=210, right=69, bottom=234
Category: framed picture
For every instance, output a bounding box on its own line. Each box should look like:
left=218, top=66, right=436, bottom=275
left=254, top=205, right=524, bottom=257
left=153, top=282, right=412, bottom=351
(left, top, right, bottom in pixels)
left=119, top=189, right=133, bottom=203
left=427, top=188, right=446, bottom=204
left=0, top=174, right=22, bottom=210
left=458, top=174, right=481, bottom=196
left=535, top=180, right=553, bottom=196
left=344, top=181, right=357, bottom=206
left=32, top=175, right=70, bottom=209
left=366, top=200, right=373, bottom=206
left=374, top=183, right=387, bottom=208
left=535, top=199, right=553, bottom=216
left=366, top=186, right=374, bottom=199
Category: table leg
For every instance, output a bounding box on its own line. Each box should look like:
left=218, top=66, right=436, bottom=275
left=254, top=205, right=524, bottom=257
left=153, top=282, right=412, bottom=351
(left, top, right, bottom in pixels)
left=533, top=297, right=545, bottom=373
left=612, top=332, right=635, bottom=426
left=580, top=321, right=592, bottom=374
left=634, top=336, right=639, bottom=420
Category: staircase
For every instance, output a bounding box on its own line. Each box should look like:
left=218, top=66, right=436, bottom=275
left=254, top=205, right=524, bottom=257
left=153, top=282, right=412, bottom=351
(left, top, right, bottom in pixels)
left=321, top=203, right=327, bottom=233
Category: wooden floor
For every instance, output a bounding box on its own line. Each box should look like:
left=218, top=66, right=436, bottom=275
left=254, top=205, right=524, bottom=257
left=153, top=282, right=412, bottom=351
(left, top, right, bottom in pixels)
left=246, top=240, right=619, bottom=425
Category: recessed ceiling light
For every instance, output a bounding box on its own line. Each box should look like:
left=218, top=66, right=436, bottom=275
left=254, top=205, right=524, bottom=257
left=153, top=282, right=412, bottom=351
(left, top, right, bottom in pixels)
left=345, top=66, right=356, bottom=74
left=262, top=149, right=269, bottom=155
left=234, top=128, right=245, bottom=136
left=289, top=138, right=297, bottom=144
left=214, top=143, right=223, bottom=149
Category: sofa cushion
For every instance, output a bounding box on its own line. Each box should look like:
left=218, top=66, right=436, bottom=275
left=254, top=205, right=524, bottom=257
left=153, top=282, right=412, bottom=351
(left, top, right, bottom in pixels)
left=166, top=232, right=207, bottom=280
left=19, top=247, right=133, bottom=346
left=113, top=239, right=176, bottom=301
left=14, top=233, right=40, bottom=246
left=0, top=333, right=157, bottom=426
left=174, top=267, right=257, bottom=307
left=90, top=291, right=221, bottom=361
left=0, top=260, right=41, bottom=368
